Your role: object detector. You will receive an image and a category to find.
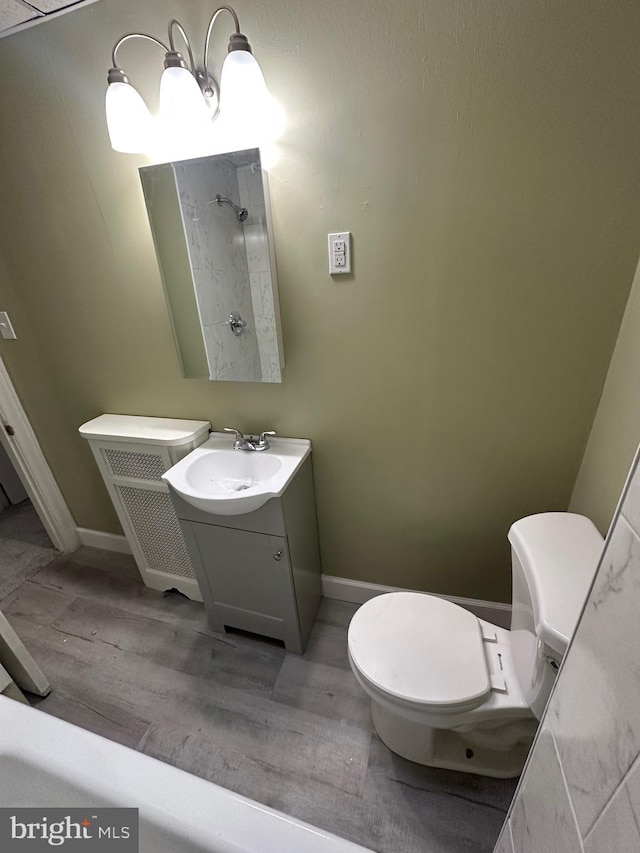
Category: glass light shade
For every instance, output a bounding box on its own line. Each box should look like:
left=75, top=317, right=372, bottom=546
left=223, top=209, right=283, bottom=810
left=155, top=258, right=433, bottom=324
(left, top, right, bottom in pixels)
left=219, top=50, right=269, bottom=119
left=159, top=65, right=209, bottom=126
left=217, top=51, right=283, bottom=150
left=105, top=81, right=153, bottom=154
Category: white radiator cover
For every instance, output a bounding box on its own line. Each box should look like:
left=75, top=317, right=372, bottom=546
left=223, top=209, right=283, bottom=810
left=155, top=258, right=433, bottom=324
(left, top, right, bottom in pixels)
left=79, top=415, right=211, bottom=601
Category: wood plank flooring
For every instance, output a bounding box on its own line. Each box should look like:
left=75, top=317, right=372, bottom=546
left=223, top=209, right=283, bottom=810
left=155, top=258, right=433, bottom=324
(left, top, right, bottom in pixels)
left=0, top=501, right=55, bottom=600
left=0, top=547, right=516, bottom=852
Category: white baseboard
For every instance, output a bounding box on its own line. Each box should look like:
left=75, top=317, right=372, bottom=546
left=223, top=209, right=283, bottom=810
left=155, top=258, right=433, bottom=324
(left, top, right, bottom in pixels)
left=321, top=575, right=512, bottom=630
left=76, top=528, right=132, bottom=554
left=73, top=530, right=511, bottom=629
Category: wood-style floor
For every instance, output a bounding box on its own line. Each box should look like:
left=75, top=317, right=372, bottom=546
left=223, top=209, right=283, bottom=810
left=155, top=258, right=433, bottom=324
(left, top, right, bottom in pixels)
left=0, top=547, right=516, bottom=852
left=0, top=500, right=54, bottom=600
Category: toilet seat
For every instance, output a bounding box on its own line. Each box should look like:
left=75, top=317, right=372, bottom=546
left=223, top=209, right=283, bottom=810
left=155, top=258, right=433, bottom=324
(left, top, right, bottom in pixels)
left=348, top=592, right=491, bottom=713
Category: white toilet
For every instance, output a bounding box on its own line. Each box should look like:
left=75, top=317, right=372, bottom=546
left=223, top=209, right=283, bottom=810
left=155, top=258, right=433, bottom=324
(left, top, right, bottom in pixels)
left=348, top=512, right=604, bottom=778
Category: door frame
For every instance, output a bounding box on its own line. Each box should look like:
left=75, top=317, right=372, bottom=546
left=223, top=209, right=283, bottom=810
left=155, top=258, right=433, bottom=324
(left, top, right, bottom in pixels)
left=0, top=355, right=79, bottom=553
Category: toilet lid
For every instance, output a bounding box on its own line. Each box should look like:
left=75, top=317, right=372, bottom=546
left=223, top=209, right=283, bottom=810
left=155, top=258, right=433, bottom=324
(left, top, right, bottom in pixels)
left=348, top=593, right=491, bottom=711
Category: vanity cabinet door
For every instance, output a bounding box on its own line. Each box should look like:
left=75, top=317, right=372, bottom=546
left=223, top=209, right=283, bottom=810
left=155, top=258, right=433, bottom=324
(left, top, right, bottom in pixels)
left=185, top=520, right=301, bottom=651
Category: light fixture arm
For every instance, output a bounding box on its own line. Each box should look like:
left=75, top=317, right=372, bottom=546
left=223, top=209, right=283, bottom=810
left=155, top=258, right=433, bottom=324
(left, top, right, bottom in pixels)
left=203, top=5, right=242, bottom=75
left=110, top=32, right=169, bottom=73
left=167, top=19, right=197, bottom=74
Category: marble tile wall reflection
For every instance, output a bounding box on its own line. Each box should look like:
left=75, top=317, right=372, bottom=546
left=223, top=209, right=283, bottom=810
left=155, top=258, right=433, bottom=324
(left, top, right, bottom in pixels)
left=175, top=158, right=260, bottom=381
left=493, top=450, right=640, bottom=853
left=238, top=165, right=280, bottom=382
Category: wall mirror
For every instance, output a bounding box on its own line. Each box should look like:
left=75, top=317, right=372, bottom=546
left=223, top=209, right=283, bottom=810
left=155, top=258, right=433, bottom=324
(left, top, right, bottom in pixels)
left=140, top=149, right=284, bottom=382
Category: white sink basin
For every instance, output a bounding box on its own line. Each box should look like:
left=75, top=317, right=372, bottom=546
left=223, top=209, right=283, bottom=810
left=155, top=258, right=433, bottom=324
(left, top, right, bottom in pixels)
left=162, top=433, right=311, bottom=515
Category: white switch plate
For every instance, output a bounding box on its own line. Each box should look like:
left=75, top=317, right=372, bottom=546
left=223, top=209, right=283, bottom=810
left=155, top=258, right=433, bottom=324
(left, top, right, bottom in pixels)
left=0, top=312, right=16, bottom=340
left=328, top=231, right=351, bottom=275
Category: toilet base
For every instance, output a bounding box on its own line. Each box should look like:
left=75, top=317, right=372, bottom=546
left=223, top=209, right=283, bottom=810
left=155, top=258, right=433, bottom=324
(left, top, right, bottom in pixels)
left=370, top=700, right=534, bottom=779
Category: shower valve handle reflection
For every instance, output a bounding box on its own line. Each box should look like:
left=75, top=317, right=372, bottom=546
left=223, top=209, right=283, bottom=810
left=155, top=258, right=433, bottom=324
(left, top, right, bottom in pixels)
left=228, top=313, right=247, bottom=336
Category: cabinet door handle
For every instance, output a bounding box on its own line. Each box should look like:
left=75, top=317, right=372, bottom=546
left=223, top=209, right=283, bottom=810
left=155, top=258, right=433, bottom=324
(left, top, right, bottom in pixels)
left=273, top=551, right=282, bottom=561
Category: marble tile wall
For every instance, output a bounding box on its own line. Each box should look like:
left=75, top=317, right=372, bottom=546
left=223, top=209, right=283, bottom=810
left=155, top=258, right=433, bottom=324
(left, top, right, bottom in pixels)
left=493, top=448, right=640, bottom=853
left=174, top=157, right=260, bottom=381
left=237, top=165, right=281, bottom=382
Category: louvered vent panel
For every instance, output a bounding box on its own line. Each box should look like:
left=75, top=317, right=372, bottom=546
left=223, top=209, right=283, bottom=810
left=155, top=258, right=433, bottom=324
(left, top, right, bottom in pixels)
left=117, top=485, right=196, bottom=579
left=104, top=448, right=165, bottom=481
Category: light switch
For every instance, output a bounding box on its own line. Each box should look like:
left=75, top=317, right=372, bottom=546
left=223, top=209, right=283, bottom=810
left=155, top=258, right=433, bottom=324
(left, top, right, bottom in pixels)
left=0, top=312, right=16, bottom=340
left=328, top=232, right=351, bottom=275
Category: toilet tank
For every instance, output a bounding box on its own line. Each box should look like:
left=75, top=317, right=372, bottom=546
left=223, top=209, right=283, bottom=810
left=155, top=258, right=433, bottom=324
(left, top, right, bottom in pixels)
left=508, top=512, right=603, bottom=719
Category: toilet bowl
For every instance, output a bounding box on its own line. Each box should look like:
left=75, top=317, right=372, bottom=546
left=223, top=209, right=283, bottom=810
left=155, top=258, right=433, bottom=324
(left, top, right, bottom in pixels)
left=348, top=513, right=604, bottom=778
left=348, top=592, right=537, bottom=777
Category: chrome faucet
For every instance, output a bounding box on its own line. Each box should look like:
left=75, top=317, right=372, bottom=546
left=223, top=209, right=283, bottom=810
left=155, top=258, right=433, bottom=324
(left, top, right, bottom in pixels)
left=223, top=428, right=276, bottom=451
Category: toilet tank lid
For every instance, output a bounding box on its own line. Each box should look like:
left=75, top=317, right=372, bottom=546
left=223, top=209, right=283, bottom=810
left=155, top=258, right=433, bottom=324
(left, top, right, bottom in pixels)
left=79, top=415, right=211, bottom=446
left=508, top=512, right=604, bottom=656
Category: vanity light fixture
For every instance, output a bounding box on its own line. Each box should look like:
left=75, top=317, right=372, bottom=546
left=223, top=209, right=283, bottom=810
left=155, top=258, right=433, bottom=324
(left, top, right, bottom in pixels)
left=105, top=5, right=272, bottom=155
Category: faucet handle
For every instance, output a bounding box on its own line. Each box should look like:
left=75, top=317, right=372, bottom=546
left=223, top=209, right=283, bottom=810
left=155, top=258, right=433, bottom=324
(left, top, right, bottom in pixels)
left=223, top=427, right=243, bottom=441
left=257, top=430, right=276, bottom=450
left=223, top=427, right=247, bottom=449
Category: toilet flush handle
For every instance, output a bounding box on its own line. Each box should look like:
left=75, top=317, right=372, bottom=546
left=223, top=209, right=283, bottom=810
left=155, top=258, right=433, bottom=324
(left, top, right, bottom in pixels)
left=543, top=653, right=560, bottom=672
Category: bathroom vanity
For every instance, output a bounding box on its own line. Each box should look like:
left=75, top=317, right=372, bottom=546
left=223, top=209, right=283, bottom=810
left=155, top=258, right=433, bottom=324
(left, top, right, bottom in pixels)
left=165, top=436, right=322, bottom=653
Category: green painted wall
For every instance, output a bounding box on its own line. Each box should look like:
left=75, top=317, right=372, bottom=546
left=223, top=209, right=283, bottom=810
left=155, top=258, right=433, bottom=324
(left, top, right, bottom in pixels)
left=1, top=0, right=640, bottom=602
left=570, top=255, right=640, bottom=534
